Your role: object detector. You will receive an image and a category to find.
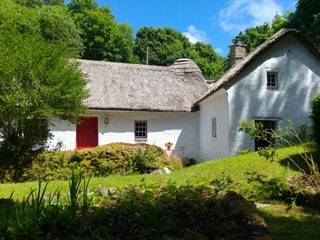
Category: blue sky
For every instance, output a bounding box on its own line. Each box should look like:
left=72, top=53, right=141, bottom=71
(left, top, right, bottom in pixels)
left=99, top=0, right=297, bottom=56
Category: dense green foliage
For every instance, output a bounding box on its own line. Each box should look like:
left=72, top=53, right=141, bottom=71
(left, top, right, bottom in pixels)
left=134, top=26, right=190, bottom=66
left=37, top=4, right=84, bottom=55
left=290, top=0, right=320, bottom=48
left=311, top=94, right=320, bottom=151
left=238, top=23, right=275, bottom=54
left=189, top=41, right=228, bottom=80
left=68, top=1, right=136, bottom=62
left=2, top=0, right=83, bottom=54
left=14, top=0, right=64, bottom=7
left=67, top=0, right=98, bottom=13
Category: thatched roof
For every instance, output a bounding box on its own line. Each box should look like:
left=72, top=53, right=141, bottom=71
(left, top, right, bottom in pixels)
left=195, top=28, right=320, bottom=104
left=80, top=58, right=208, bottom=112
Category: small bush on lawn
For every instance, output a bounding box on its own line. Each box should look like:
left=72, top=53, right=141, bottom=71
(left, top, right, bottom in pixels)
left=5, top=143, right=182, bottom=183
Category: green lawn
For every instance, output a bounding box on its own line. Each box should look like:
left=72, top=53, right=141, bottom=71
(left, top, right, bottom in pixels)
left=0, top=145, right=302, bottom=200
left=0, top=144, right=319, bottom=239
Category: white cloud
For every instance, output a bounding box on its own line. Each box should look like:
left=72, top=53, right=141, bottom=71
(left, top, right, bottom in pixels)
left=183, top=25, right=210, bottom=44
left=218, top=0, right=284, bottom=35
left=214, top=47, right=224, bottom=55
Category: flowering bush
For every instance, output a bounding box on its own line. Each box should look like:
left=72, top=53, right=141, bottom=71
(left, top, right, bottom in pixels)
left=164, top=141, right=173, bottom=147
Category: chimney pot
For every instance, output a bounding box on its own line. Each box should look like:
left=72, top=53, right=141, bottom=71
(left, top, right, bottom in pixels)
left=235, top=35, right=242, bottom=44
left=230, top=37, right=246, bottom=66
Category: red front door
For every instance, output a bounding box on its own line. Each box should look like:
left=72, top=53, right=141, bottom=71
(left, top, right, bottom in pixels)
left=76, top=116, right=98, bottom=150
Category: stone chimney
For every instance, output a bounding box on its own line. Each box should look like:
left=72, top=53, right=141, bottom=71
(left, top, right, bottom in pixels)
left=230, top=35, right=246, bottom=66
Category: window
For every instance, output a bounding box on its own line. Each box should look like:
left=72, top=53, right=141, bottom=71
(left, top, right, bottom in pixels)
left=266, top=71, right=278, bottom=90
left=211, top=118, right=217, bottom=138
left=134, top=120, right=147, bottom=139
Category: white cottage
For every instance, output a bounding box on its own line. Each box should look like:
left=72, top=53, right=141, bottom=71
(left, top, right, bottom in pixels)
left=49, top=29, right=320, bottom=162
left=49, top=58, right=208, bottom=160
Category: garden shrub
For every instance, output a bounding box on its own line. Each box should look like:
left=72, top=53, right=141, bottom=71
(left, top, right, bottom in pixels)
left=245, top=172, right=320, bottom=209
left=0, top=181, right=271, bottom=240
left=280, top=123, right=312, bottom=145
left=10, top=143, right=182, bottom=182
left=311, top=93, right=320, bottom=151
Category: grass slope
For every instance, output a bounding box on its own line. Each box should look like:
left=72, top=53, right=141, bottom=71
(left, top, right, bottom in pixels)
left=0, top=148, right=299, bottom=199
left=0, top=145, right=301, bottom=200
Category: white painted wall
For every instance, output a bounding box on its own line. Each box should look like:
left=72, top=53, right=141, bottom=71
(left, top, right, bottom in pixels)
left=227, top=35, right=320, bottom=155
left=48, top=118, right=76, bottom=150
left=49, top=110, right=201, bottom=160
left=199, top=89, right=229, bottom=161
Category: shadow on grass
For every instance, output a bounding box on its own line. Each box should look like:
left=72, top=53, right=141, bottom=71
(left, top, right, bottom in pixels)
left=277, top=147, right=320, bottom=174
left=259, top=206, right=320, bottom=240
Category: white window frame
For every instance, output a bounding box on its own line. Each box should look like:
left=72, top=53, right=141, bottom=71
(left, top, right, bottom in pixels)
left=134, top=120, right=148, bottom=141
left=266, top=71, right=278, bottom=90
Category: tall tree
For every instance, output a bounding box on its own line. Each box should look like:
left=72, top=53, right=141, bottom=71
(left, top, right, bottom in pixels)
left=114, top=23, right=137, bottom=63
left=291, top=0, right=320, bottom=48
left=14, top=0, right=64, bottom=7
left=14, top=0, right=43, bottom=7
left=0, top=0, right=39, bottom=33
left=188, top=42, right=226, bottom=80
left=134, top=27, right=190, bottom=66
left=3, top=0, right=83, bottom=56
left=69, top=2, right=135, bottom=62
left=37, top=5, right=84, bottom=56
left=0, top=30, right=89, bottom=175
left=67, top=0, right=97, bottom=13
left=238, top=23, right=275, bottom=54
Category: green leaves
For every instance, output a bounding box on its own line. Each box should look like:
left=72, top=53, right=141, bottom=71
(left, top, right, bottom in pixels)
left=134, top=27, right=190, bottom=66
left=134, top=26, right=226, bottom=79
left=238, top=23, right=275, bottom=54
left=0, top=25, right=89, bottom=167
left=293, top=0, right=320, bottom=48
left=37, top=5, right=84, bottom=55
left=311, top=94, right=320, bottom=150
left=71, top=5, right=135, bottom=62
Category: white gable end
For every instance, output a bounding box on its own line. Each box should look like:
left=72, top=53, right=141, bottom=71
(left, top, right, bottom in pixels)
left=227, top=34, right=320, bottom=155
